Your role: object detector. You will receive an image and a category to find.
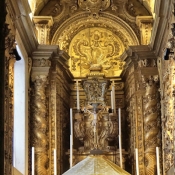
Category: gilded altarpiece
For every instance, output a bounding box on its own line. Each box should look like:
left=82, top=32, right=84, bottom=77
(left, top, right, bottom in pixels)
left=123, top=46, right=161, bottom=175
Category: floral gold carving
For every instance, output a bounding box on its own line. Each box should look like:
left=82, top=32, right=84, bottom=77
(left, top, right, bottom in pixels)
left=69, top=27, right=125, bottom=77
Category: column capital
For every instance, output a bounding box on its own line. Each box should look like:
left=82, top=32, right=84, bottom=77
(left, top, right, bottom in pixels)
left=33, top=16, right=53, bottom=45
left=136, top=16, right=153, bottom=45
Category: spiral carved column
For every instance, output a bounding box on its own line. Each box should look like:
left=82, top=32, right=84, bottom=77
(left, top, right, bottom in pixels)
left=143, top=76, right=160, bottom=175
left=32, top=74, right=48, bottom=175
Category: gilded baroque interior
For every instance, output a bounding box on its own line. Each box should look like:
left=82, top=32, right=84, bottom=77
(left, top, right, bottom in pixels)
left=1, top=0, right=175, bottom=175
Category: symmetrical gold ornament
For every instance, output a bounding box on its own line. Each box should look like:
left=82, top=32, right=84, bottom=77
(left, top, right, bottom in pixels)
left=72, top=70, right=127, bottom=169
left=122, top=46, right=161, bottom=175
left=69, top=27, right=125, bottom=77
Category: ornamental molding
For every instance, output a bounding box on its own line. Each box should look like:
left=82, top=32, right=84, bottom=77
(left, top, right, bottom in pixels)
left=33, top=16, right=54, bottom=45
left=51, top=12, right=139, bottom=51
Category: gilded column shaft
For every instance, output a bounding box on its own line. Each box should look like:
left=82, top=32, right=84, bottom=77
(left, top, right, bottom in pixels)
left=32, top=75, right=48, bottom=175
left=144, top=76, right=160, bottom=175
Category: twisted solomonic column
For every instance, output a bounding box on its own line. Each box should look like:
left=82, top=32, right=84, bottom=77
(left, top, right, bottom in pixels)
left=32, top=75, right=48, bottom=175
left=143, top=76, right=160, bottom=175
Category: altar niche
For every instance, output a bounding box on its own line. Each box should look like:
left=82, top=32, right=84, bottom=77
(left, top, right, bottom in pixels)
left=69, top=72, right=127, bottom=170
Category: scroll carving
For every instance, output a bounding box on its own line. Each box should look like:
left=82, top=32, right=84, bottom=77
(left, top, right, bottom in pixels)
left=32, top=75, right=48, bottom=175
left=143, top=76, right=160, bottom=175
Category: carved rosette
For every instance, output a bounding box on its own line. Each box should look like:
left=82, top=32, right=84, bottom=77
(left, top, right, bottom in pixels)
left=143, top=76, right=160, bottom=175
left=32, top=75, right=48, bottom=175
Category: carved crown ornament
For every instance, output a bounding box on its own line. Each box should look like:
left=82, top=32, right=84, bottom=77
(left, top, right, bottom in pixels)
left=78, top=0, right=110, bottom=17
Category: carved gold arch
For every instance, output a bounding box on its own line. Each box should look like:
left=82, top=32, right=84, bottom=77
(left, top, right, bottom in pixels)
left=51, top=12, right=139, bottom=77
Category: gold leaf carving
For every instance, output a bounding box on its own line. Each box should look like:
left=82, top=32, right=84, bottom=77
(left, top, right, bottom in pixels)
left=69, top=27, right=125, bottom=77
